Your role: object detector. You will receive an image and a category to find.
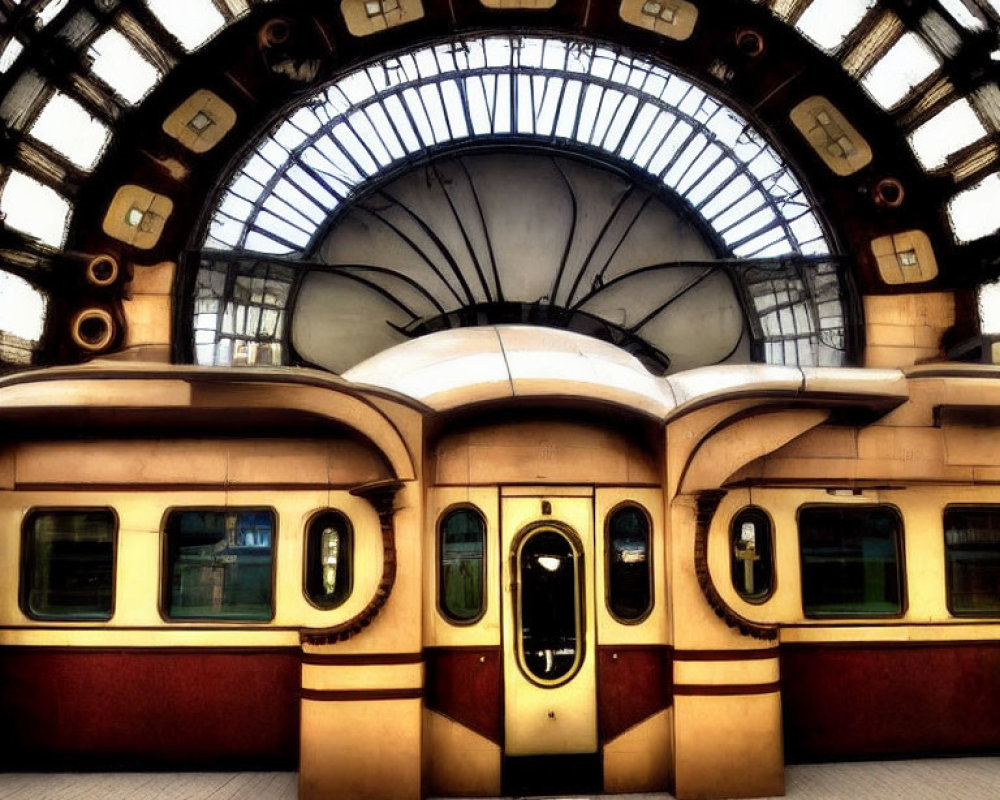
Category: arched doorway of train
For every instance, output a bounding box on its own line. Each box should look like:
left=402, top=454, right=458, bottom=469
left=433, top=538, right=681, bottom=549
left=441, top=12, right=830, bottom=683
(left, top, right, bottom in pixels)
left=501, top=491, right=599, bottom=794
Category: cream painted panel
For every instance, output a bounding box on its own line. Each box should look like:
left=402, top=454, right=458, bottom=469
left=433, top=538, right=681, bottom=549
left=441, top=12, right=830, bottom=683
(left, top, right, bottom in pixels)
left=323, top=481, right=424, bottom=655
left=595, top=487, right=668, bottom=646
left=679, top=409, right=829, bottom=493
left=602, top=707, right=672, bottom=793
left=781, top=623, right=1000, bottom=644
left=300, top=698, right=422, bottom=800
left=302, top=662, right=423, bottom=691
left=0, top=379, right=192, bottom=410
left=423, top=486, right=500, bottom=648
left=423, top=709, right=501, bottom=797
left=673, top=693, right=784, bottom=800
left=670, top=494, right=774, bottom=652
left=274, top=488, right=384, bottom=630
left=673, top=657, right=779, bottom=685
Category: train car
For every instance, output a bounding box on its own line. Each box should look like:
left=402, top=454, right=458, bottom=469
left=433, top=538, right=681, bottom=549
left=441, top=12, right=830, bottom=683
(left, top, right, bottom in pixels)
left=3, top=328, right=1000, bottom=800
left=2, top=1, right=1000, bottom=799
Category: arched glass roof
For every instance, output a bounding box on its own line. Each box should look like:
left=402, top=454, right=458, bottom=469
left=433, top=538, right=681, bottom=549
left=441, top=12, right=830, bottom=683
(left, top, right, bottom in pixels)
left=1, top=0, right=999, bottom=370
left=204, top=35, right=830, bottom=259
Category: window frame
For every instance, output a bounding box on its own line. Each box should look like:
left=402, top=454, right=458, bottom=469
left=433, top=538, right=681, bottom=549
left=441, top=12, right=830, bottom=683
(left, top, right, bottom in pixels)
left=604, top=501, right=654, bottom=625
left=943, top=504, right=1000, bottom=618
left=159, top=505, right=278, bottom=624
left=797, top=503, right=906, bottom=619
left=512, top=521, right=586, bottom=688
left=302, top=508, right=355, bottom=611
left=436, top=503, right=488, bottom=626
left=20, top=506, right=119, bottom=622
left=729, top=505, right=776, bottom=605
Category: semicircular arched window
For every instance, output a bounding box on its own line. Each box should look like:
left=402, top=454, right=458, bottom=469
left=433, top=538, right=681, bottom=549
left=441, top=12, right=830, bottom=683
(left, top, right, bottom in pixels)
left=606, top=504, right=653, bottom=623
left=438, top=506, right=486, bottom=623
left=190, top=34, right=854, bottom=375
left=730, top=507, right=774, bottom=603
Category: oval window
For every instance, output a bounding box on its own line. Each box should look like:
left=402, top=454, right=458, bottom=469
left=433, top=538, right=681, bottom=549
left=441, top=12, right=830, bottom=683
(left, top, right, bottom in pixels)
left=439, top=507, right=486, bottom=623
left=730, top=507, right=774, bottom=603
left=606, top=505, right=652, bottom=622
left=305, top=511, right=353, bottom=609
left=517, top=527, right=582, bottom=685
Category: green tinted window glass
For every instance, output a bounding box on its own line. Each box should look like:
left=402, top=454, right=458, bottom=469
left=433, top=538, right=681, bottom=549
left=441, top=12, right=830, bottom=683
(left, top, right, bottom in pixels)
left=944, top=507, right=1000, bottom=616
left=799, top=506, right=902, bottom=617
left=23, top=509, right=115, bottom=620
left=607, top=505, right=652, bottom=622
left=305, top=511, right=353, bottom=609
left=439, top=508, right=485, bottom=623
left=164, top=509, right=274, bottom=621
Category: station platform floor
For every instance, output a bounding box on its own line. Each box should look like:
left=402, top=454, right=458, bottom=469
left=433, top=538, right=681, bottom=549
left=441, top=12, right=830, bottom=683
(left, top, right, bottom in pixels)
left=0, top=757, right=999, bottom=800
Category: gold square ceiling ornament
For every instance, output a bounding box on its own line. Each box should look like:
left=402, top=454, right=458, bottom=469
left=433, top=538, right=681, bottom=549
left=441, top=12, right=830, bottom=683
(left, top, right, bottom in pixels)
left=102, top=185, right=174, bottom=250
left=870, top=230, right=938, bottom=285
left=479, top=0, right=557, bottom=8
left=790, top=96, right=873, bottom=176
left=162, top=89, right=237, bottom=154
left=341, top=0, right=424, bottom=36
left=620, top=0, right=698, bottom=42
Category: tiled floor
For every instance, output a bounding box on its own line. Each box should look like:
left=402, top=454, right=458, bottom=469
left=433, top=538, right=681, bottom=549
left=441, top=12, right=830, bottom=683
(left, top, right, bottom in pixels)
left=1, top=758, right=999, bottom=799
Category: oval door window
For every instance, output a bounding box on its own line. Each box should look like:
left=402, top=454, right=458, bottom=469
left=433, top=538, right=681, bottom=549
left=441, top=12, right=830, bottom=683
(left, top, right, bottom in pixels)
left=516, top=527, right=583, bottom=685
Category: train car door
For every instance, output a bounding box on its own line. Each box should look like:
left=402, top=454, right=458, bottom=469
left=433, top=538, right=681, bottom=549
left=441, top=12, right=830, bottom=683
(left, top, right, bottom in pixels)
left=501, top=491, right=597, bottom=762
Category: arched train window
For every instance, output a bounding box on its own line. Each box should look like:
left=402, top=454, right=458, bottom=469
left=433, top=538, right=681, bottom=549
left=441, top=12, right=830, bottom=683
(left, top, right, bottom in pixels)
left=606, top=504, right=653, bottom=622
left=438, top=507, right=486, bottom=623
left=730, top=507, right=774, bottom=603
left=305, top=511, right=353, bottom=609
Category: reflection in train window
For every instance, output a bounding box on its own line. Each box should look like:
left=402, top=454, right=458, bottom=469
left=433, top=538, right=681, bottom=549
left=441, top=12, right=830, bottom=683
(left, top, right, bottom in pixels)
left=439, top=507, right=485, bottom=623
left=305, top=511, right=353, bottom=609
left=606, top=505, right=652, bottom=622
left=21, top=509, right=116, bottom=620
left=944, top=506, right=1000, bottom=616
left=517, top=527, right=582, bottom=684
left=799, top=506, right=903, bottom=617
left=163, top=508, right=275, bottom=621
left=730, top=507, right=774, bottom=603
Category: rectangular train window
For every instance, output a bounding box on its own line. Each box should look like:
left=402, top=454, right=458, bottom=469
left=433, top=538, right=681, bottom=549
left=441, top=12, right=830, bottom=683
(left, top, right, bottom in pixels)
left=798, top=506, right=903, bottom=617
left=163, top=508, right=275, bottom=621
left=22, top=509, right=116, bottom=620
left=944, top=506, right=1000, bottom=616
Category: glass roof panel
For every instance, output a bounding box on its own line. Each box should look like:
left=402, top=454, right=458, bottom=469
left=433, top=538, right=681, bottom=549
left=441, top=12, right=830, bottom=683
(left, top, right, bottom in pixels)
left=0, top=39, right=24, bottom=74
left=947, top=172, right=1000, bottom=242
left=36, top=0, right=70, bottom=28
left=795, top=0, right=877, bottom=52
left=87, top=29, right=162, bottom=104
left=28, top=90, right=111, bottom=170
left=979, top=278, right=1000, bottom=334
left=204, top=35, right=828, bottom=259
left=0, top=271, right=46, bottom=344
left=907, top=98, right=987, bottom=170
left=0, top=170, right=71, bottom=247
left=939, top=0, right=988, bottom=31
left=145, top=0, right=225, bottom=52
left=861, top=32, right=941, bottom=110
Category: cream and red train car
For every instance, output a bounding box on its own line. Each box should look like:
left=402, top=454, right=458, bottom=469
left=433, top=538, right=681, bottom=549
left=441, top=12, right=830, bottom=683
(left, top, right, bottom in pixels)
left=1, top=327, right=1000, bottom=799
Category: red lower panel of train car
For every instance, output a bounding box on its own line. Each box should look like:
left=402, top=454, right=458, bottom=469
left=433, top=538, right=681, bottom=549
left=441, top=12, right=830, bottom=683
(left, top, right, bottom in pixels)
left=781, top=642, right=1000, bottom=761
left=0, top=647, right=301, bottom=769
